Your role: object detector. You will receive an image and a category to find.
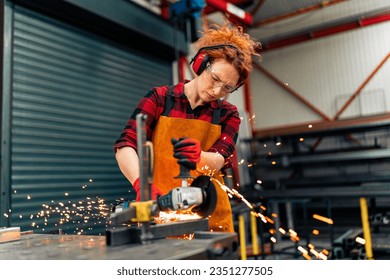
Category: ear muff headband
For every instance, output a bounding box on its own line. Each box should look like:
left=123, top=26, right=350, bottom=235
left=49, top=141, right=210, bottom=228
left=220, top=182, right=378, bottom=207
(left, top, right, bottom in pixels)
left=190, top=44, right=238, bottom=76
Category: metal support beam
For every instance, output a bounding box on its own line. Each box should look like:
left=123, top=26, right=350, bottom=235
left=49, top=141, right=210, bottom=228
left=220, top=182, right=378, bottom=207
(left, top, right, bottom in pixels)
left=205, top=0, right=253, bottom=26
left=253, top=0, right=347, bottom=27
left=262, top=10, right=390, bottom=51
left=334, top=52, right=390, bottom=120
left=253, top=112, right=390, bottom=139
left=258, top=184, right=390, bottom=199
left=253, top=62, right=331, bottom=121
left=267, top=149, right=390, bottom=167
left=106, top=219, right=209, bottom=246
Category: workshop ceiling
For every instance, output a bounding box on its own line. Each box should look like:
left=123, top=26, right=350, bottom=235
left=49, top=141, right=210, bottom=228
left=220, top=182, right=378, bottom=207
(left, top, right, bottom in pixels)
left=135, top=0, right=390, bottom=49
left=245, top=0, right=390, bottom=46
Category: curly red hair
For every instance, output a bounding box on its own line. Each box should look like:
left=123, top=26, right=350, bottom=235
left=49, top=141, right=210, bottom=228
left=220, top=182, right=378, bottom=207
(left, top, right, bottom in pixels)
left=195, top=23, right=261, bottom=85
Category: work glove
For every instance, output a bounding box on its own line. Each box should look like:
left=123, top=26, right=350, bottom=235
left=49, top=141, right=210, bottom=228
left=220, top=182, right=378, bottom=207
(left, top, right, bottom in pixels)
left=132, top=177, right=162, bottom=201
left=171, top=137, right=201, bottom=170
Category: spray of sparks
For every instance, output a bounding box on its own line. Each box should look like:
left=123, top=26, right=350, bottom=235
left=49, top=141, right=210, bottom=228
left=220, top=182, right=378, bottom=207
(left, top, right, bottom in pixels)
left=154, top=211, right=201, bottom=223
left=206, top=170, right=333, bottom=260
left=209, top=138, right=340, bottom=260
left=153, top=211, right=202, bottom=240
left=24, top=179, right=113, bottom=235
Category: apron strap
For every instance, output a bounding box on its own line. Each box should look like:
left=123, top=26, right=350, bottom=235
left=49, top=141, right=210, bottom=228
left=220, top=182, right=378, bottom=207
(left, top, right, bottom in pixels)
left=211, top=99, right=222, bottom=125
left=162, top=85, right=222, bottom=125
left=162, top=86, right=175, bottom=117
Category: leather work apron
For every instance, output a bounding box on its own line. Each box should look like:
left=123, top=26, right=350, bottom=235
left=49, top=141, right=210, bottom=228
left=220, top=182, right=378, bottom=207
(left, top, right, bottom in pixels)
left=151, top=88, right=234, bottom=233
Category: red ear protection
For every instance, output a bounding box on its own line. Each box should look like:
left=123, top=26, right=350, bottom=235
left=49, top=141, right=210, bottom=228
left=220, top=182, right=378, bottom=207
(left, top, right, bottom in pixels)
left=190, top=44, right=238, bottom=76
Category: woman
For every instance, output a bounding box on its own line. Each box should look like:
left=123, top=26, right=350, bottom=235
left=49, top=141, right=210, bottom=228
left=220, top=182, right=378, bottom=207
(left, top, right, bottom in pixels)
left=114, top=24, right=260, bottom=232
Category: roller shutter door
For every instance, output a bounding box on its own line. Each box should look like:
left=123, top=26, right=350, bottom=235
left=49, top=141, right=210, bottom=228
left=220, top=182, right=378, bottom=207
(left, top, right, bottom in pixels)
left=9, top=5, right=172, bottom=234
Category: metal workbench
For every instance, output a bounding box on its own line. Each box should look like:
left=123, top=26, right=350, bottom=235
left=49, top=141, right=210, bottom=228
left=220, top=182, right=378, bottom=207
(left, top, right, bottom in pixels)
left=0, top=231, right=238, bottom=260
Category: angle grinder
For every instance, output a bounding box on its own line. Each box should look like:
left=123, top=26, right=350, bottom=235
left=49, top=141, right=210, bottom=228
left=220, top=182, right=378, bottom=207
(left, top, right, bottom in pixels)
left=111, top=176, right=217, bottom=223
left=156, top=175, right=217, bottom=218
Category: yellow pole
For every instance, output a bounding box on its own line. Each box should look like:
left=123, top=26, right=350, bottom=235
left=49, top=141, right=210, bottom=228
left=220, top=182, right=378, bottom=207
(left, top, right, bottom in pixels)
left=250, top=213, right=259, bottom=256
left=238, top=214, right=247, bottom=260
left=359, top=197, right=374, bottom=260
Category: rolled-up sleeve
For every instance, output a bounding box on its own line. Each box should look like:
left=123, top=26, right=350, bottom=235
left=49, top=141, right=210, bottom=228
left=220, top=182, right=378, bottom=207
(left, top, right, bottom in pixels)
left=114, top=88, right=166, bottom=153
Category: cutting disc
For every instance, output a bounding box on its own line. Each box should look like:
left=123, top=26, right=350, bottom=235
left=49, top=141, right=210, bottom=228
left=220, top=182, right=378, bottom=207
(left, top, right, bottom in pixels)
left=190, top=175, right=217, bottom=218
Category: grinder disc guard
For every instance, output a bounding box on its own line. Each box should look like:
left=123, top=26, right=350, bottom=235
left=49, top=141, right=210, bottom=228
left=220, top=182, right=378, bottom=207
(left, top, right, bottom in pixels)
left=190, top=175, right=217, bottom=218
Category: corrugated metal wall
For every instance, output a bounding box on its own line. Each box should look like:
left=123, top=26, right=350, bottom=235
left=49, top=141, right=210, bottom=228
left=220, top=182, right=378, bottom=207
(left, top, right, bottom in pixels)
left=252, top=21, right=390, bottom=130
left=9, top=5, right=171, bottom=234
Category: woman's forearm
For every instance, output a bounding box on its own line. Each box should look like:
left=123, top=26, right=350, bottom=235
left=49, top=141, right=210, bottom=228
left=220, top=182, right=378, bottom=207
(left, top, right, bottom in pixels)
left=115, top=146, right=140, bottom=185
left=197, top=151, right=225, bottom=174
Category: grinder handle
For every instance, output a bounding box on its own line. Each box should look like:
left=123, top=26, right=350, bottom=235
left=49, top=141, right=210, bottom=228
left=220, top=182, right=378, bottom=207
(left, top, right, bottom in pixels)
left=175, top=164, right=193, bottom=179
left=171, top=137, right=197, bottom=180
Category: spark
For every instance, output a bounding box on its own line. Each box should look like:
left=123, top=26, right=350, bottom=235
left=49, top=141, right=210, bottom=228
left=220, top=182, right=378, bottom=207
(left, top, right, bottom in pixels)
left=318, top=252, right=328, bottom=260
left=251, top=211, right=267, bottom=223
left=310, top=248, right=319, bottom=258
left=321, top=249, right=329, bottom=255
left=298, top=246, right=308, bottom=255
left=356, top=236, right=365, bottom=245
left=313, top=214, right=333, bottom=225
left=289, top=229, right=300, bottom=242
left=265, top=216, right=274, bottom=224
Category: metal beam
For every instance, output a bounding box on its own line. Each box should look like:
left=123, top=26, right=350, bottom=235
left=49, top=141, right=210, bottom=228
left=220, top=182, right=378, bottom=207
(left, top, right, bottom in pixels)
left=205, top=0, right=253, bottom=26
left=284, top=149, right=390, bottom=166
left=106, top=219, right=209, bottom=246
left=279, top=173, right=390, bottom=188
left=253, top=62, right=331, bottom=121
left=262, top=10, right=390, bottom=51
left=253, top=0, right=347, bottom=27
left=253, top=112, right=390, bottom=139
left=258, top=184, right=390, bottom=199
left=334, top=52, right=390, bottom=120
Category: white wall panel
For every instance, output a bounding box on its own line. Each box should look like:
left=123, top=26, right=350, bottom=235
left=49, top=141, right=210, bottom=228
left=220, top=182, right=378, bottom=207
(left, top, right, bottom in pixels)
left=251, top=21, right=390, bottom=130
